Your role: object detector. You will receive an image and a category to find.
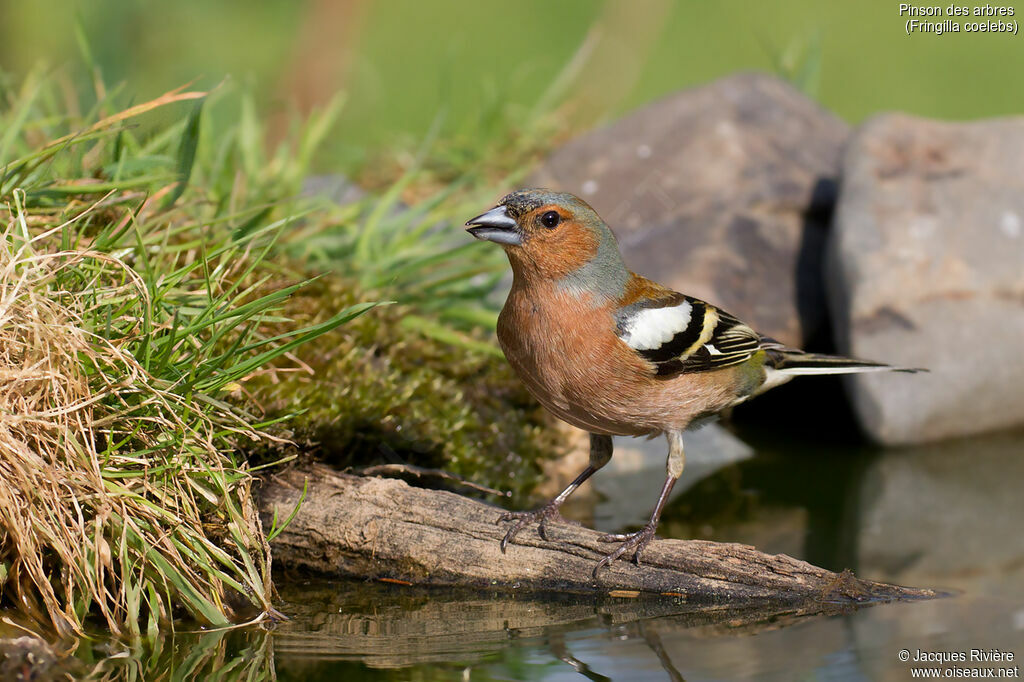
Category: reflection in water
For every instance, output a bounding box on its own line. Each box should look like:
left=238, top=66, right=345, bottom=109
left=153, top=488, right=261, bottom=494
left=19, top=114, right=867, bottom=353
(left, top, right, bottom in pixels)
left=62, top=428, right=1021, bottom=680
left=268, top=427, right=1024, bottom=681
left=71, top=626, right=275, bottom=681
left=851, top=431, right=1024, bottom=682
left=270, top=580, right=874, bottom=673
left=550, top=632, right=614, bottom=682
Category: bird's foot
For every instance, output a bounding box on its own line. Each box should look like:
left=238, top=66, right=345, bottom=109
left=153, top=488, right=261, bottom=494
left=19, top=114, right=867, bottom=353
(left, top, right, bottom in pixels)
left=496, top=501, right=566, bottom=553
left=592, top=523, right=658, bottom=578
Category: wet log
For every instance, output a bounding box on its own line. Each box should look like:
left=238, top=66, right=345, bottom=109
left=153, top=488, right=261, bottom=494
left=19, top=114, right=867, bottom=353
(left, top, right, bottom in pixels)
left=260, top=464, right=940, bottom=605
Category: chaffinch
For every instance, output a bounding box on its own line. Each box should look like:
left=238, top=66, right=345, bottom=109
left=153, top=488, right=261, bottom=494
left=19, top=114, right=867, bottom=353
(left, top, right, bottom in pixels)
left=466, top=189, right=916, bottom=578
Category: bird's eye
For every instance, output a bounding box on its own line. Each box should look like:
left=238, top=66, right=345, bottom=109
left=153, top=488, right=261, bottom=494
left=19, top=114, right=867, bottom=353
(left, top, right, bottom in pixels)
left=540, top=211, right=560, bottom=228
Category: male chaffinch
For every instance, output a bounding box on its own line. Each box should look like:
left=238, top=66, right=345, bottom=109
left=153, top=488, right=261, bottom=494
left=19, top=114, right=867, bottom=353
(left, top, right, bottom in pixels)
left=466, top=189, right=917, bottom=578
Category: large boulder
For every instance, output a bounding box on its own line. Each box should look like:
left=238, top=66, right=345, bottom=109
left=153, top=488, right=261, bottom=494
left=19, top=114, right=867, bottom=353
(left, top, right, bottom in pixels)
left=828, top=113, right=1024, bottom=444
left=531, top=72, right=849, bottom=347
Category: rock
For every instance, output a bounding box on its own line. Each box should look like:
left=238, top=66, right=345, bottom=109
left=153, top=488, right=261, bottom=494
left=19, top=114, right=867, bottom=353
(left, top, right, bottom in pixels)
left=0, top=636, right=67, bottom=681
left=530, top=72, right=849, bottom=347
left=828, top=113, right=1024, bottom=444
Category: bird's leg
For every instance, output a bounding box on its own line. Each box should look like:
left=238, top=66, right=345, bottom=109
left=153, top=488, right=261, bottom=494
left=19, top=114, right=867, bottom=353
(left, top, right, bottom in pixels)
left=498, top=433, right=613, bottom=553
left=593, top=431, right=684, bottom=577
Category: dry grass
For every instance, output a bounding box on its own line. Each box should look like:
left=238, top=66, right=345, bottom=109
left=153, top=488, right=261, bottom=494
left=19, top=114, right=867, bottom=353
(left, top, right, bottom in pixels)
left=0, top=205, right=273, bottom=637
left=0, top=80, right=376, bottom=640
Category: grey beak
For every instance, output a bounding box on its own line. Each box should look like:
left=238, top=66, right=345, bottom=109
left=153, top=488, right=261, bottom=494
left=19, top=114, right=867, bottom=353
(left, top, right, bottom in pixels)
left=465, top=205, right=522, bottom=246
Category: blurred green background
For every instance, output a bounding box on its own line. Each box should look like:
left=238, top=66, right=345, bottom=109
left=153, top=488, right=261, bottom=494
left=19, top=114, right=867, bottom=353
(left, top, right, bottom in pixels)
left=3, top=0, right=1022, bottom=171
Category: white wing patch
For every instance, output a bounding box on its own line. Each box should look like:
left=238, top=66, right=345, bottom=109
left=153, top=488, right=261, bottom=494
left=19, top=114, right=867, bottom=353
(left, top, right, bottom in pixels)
left=619, top=301, right=693, bottom=351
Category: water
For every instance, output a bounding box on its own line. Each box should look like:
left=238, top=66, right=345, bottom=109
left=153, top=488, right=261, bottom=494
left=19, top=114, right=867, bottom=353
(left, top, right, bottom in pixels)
left=261, top=426, right=1024, bottom=681
left=35, top=425, right=1019, bottom=679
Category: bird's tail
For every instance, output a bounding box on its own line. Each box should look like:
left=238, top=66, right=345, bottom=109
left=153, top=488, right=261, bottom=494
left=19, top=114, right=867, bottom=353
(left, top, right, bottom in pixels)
left=758, top=340, right=924, bottom=392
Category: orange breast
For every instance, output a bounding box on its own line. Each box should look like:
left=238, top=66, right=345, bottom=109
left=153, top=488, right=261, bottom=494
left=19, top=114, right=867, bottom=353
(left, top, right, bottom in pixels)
left=496, top=282, right=742, bottom=436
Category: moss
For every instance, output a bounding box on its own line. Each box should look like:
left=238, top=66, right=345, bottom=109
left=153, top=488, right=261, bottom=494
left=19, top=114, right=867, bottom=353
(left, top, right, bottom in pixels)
left=247, top=274, right=563, bottom=503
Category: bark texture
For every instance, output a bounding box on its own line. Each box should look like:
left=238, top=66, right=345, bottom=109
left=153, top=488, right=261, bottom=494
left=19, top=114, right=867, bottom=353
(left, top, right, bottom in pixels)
left=261, top=465, right=939, bottom=605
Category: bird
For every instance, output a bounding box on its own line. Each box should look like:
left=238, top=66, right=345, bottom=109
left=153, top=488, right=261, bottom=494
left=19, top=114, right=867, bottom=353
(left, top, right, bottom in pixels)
left=465, top=188, right=919, bottom=578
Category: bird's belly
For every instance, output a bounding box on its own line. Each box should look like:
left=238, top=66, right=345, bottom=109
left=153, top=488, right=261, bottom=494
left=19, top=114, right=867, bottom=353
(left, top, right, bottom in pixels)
left=498, top=321, right=657, bottom=436
left=519, top=367, right=653, bottom=437
left=528, top=374, right=652, bottom=437
left=501, top=333, right=746, bottom=438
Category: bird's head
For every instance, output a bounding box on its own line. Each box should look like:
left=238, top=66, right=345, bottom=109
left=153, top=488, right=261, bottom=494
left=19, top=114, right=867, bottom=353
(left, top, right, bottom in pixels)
left=465, top=189, right=628, bottom=292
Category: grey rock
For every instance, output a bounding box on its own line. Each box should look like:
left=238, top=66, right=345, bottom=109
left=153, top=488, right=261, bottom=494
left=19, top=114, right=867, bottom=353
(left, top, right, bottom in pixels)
left=828, top=113, right=1024, bottom=444
left=531, top=72, right=849, bottom=346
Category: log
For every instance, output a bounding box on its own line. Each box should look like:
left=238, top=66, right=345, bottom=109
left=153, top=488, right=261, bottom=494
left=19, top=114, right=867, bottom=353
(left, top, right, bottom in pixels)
left=260, top=464, right=940, bottom=607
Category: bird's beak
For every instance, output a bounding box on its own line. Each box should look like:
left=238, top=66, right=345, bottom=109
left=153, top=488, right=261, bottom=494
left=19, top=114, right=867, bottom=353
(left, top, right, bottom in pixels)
left=465, top=205, right=522, bottom=246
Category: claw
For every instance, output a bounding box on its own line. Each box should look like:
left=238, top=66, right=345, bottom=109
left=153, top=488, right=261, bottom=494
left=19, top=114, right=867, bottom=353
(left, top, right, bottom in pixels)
left=592, top=524, right=657, bottom=579
left=539, top=514, right=561, bottom=541
left=495, top=503, right=564, bottom=552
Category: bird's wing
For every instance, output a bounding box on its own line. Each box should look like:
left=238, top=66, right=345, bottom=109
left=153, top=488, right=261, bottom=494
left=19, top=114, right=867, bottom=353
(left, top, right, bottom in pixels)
left=614, top=291, right=763, bottom=377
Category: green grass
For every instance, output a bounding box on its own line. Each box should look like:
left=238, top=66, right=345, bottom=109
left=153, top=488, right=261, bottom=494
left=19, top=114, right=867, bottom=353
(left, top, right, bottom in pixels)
left=220, top=80, right=569, bottom=501
left=0, top=59, right=567, bottom=648
left=0, top=73, right=378, bottom=638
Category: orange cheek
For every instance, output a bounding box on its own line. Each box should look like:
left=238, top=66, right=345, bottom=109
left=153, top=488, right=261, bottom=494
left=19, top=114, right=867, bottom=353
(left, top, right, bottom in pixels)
left=520, top=222, right=599, bottom=280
